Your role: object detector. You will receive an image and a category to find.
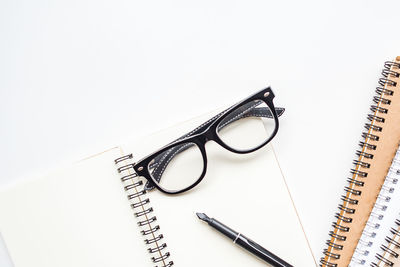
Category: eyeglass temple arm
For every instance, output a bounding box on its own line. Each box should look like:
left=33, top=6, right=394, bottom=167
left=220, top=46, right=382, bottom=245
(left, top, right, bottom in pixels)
left=144, top=107, right=285, bottom=191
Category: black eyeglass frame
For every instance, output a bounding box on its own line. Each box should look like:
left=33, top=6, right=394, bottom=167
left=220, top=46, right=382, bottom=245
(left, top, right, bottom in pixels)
left=133, top=87, right=280, bottom=194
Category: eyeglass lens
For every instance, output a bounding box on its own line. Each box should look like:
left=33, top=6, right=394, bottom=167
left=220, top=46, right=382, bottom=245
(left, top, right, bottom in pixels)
left=147, top=99, right=276, bottom=193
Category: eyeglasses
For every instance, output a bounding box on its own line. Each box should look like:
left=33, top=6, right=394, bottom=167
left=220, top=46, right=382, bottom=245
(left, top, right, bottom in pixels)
left=133, top=87, right=284, bottom=194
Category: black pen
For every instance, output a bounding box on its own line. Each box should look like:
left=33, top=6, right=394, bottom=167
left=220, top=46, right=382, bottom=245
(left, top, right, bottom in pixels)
left=196, top=212, right=293, bottom=267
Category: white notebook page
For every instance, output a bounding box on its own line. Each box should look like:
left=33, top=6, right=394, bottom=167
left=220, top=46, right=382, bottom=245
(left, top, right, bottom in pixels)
left=122, top=112, right=316, bottom=266
left=0, top=148, right=150, bottom=267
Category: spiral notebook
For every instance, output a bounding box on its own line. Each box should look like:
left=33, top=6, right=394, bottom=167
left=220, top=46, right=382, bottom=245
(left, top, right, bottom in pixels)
left=320, top=57, right=400, bottom=267
left=0, top=109, right=316, bottom=266
left=352, top=145, right=400, bottom=267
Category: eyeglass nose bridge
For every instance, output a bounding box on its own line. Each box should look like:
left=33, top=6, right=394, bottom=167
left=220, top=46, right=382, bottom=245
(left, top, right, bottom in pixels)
left=203, top=128, right=214, bottom=142
left=198, top=124, right=221, bottom=145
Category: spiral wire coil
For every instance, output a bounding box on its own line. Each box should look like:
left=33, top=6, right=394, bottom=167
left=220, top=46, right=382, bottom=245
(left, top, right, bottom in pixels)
left=115, top=154, right=173, bottom=267
left=370, top=218, right=400, bottom=267
left=351, top=150, right=400, bottom=266
left=320, top=61, right=400, bottom=267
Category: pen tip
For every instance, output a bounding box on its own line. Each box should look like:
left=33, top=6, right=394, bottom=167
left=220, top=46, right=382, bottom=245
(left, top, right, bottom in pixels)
left=196, top=212, right=210, bottom=222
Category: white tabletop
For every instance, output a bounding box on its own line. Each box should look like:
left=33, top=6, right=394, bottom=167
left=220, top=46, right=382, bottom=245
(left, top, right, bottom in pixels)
left=1, top=0, right=400, bottom=265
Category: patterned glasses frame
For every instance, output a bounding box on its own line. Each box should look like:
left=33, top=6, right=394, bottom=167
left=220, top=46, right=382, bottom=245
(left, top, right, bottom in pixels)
left=132, top=87, right=284, bottom=194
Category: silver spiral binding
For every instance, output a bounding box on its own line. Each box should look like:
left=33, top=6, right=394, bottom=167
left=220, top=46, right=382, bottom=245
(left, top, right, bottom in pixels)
left=321, top=61, right=400, bottom=267
left=115, top=154, right=174, bottom=267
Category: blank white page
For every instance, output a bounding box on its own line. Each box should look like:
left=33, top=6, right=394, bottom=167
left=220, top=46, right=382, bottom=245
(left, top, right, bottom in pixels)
left=0, top=148, right=150, bottom=267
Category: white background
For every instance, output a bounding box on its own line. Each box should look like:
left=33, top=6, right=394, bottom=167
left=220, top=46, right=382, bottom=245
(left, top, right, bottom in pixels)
left=1, top=0, right=400, bottom=265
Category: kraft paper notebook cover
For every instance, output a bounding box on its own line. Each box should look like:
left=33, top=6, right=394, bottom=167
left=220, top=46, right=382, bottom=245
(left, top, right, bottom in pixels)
left=320, top=57, right=400, bottom=267
left=356, top=146, right=400, bottom=267
left=0, top=109, right=316, bottom=266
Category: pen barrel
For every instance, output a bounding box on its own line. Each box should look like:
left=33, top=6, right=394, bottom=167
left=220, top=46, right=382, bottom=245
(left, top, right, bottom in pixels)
left=235, top=235, right=293, bottom=267
left=208, top=217, right=293, bottom=267
left=209, top=218, right=238, bottom=240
